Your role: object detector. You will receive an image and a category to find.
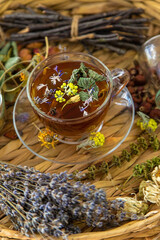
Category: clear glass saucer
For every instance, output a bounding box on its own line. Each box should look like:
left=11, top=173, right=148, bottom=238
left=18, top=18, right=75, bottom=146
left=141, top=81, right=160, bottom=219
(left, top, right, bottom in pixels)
left=13, top=87, right=134, bottom=165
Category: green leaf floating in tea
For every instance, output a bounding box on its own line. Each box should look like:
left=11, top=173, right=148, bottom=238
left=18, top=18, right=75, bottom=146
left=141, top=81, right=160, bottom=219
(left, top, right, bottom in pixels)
left=67, top=63, right=106, bottom=105
left=91, top=84, right=99, bottom=100
left=78, top=77, right=95, bottom=89
left=88, top=69, right=106, bottom=82
left=69, top=63, right=88, bottom=83
left=79, top=91, right=90, bottom=101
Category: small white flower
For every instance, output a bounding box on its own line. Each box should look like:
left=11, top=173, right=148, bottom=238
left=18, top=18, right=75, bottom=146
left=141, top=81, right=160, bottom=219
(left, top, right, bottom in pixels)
left=83, top=110, right=88, bottom=117
left=83, top=96, right=93, bottom=107
left=37, top=84, right=47, bottom=90
left=41, top=98, right=49, bottom=104
left=49, top=74, right=62, bottom=85
left=44, top=86, right=49, bottom=97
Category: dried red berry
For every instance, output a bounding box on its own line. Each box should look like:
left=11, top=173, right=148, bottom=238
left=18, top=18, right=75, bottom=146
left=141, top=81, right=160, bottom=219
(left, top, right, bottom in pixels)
left=127, top=86, right=135, bottom=94
left=139, top=102, right=152, bottom=114
left=146, top=95, right=155, bottom=104
left=132, top=94, right=142, bottom=104
left=134, top=74, right=147, bottom=86
left=127, top=80, right=135, bottom=87
left=129, top=68, right=139, bottom=76
left=149, top=109, right=160, bottom=119
left=136, top=86, right=144, bottom=92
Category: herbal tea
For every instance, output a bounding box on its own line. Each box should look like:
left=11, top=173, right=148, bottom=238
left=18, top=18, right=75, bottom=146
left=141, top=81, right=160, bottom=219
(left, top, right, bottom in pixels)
left=31, top=62, right=109, bottom=118
left=30, top=61, right=110, bottom=138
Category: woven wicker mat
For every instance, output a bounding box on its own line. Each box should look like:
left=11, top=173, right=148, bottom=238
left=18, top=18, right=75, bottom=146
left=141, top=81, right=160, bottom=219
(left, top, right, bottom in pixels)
left=0, top=1, right=160, bottom=239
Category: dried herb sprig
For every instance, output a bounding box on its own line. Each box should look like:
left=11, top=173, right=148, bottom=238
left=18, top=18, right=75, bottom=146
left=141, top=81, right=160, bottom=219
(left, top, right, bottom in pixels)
left=133, top=156, right=160, bottom=180
left=75, top=115, right=159, bottom=180
left=0, top=162, right=147, bottom=239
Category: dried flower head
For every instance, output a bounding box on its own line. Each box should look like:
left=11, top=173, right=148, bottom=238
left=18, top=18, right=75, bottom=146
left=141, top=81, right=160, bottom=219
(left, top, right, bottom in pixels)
left=139, top=180, right=160, bottom=206
left=19, top=70, right=29, bottom=82
left=116, top=197, right=148, bottom=217
left=137, top=112, right=158, bottom=132
left=38, top=128, right=58, bottom=148
left=77, top=132, right=105, bottom=150
left=32, top=53, right=44, bottom=66
left=151, top=165, right=160, bottom=186
left=89, top=132, right=105, bottom=147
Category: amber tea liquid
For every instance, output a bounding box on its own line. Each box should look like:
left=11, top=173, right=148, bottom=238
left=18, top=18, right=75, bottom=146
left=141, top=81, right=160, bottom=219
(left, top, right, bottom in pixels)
left=31, top=61, right=110, bottom=139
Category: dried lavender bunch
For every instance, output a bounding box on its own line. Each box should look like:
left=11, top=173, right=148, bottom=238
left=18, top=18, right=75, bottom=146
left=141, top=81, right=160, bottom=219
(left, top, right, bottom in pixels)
left=0, top=162, right=147, bottom=239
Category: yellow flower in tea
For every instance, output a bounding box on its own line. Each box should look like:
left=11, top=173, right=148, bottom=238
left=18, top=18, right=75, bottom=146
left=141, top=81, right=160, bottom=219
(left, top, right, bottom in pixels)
left=61, top=82, right=78, bottom=96
left=61, top=82, right=67, bottom=89
left=38, top=128, right=58, bottom=149
left=55, top=90, right=66, bottom=103
left=66, top=83, right=78, bottom=96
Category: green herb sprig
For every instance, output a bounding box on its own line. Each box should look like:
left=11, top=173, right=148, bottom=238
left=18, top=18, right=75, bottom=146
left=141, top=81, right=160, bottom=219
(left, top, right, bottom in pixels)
left=133, top=156, right=160, bottom=180
left=74, top=116, right=159, bottom=181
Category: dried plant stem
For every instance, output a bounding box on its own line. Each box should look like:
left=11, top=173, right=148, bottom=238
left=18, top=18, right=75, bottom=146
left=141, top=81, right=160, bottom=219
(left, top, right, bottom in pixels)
left=45, top=36, right=49, bottom=59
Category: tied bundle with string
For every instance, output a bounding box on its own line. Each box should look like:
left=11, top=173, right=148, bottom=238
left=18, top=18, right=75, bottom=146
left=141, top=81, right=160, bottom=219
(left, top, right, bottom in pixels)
left=0, top=162, right=148, bottom=239
left=0, top=6, right=149, bottom=54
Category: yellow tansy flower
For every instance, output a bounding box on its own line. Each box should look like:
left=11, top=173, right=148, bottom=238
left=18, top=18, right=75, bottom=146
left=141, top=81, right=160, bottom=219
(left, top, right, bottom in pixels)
left=90, top=132, right=105, bottom=147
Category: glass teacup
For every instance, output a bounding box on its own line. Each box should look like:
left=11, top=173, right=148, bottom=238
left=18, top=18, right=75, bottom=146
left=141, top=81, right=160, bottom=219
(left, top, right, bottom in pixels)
left=27, top=52, right=129, bottom=144
left=139, top=35, right=160, bottom=90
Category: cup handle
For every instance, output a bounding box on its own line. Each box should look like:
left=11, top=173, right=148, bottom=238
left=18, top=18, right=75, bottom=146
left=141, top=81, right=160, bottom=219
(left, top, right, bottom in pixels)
left=111, top=68, right=130, bottom=97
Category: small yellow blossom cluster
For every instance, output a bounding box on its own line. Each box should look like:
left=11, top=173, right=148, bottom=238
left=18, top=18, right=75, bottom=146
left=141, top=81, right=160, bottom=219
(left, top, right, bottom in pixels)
left=137, top=118, right=158, bottom=132
left=61, top=82, right=78, bottom=96
left=55, top=82, right=78, bottom=103
left=66, top=83, right=78, bottom=96
left=38, top=128, right=58, bottom=149
left=90, top=132, right=105, bottom=147
left=55, top=90, right=66, bottom=103
left=77, top=131, right=105, bottom=150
